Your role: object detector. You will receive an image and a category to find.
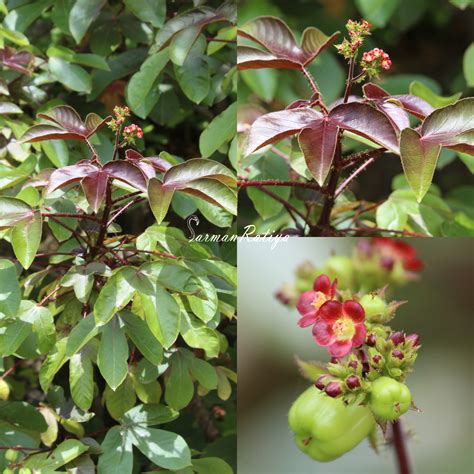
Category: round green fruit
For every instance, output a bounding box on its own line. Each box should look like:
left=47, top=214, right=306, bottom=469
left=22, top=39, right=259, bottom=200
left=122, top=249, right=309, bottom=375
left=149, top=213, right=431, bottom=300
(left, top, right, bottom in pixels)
left=369, top=376, right=412, bottom=421
left=4, top=448, right=17, bottom=462
left=359, top=294, right=386, bottom=320
left=3, top=469, right=15, bottom=474
left=0, top=379, right=10, bottom=401
left=288, top=386, right=375, bottom=462
left=19, top=468, right=32, bottom=474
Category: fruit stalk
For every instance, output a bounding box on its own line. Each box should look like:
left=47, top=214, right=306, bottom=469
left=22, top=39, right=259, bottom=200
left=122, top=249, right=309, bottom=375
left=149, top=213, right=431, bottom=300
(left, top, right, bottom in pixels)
left=392, top=419, right=411, bottom=474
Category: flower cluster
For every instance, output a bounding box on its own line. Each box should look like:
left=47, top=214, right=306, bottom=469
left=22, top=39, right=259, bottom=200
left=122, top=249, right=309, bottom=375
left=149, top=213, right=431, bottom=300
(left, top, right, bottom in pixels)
left=335, top=19, right=371, bottom=59
left=123, top=123, right=144, bottom=144
left=107, top=105, right=130, bottom=132
left=296, top=275, right=366, bottom=358
left=360, top=48, right=392, bottom=77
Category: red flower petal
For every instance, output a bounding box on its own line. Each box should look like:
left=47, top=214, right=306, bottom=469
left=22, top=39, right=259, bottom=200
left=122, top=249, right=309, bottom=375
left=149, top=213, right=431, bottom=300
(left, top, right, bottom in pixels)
left=313, top=274, right=331, bottom=295
left=318, top=300, right=342, bottom=321
left=351, top=323, right=367, bottom=347
left=328, top=340, right=352, bottom=358
left=312, top=319, right=336, bottom=346
left=296, top=291, right=316, bottom=316
left=298, top=313, right=317, bottom=328
left=342, top=300, right=365, bottom=323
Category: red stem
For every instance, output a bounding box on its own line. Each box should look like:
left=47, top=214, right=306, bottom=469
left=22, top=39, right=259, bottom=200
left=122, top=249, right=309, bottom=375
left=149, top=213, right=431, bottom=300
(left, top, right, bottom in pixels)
left=343, top=57, right=356, bottom=103
left=238, top=178, right=324, bottom=192
left=392, top=419, right=411, bottom=474
left=335, top=157, right=376, bottom=197
left=42, top=212, right=98, bottom=221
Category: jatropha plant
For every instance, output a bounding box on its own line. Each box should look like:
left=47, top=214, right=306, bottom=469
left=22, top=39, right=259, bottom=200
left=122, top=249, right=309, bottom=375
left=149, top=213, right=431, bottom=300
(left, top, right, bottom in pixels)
left=0, top=104, right=237, bottom=472
left=277, top=238, right=423, bottom=472
left=237, top=17, right=474, bottom=237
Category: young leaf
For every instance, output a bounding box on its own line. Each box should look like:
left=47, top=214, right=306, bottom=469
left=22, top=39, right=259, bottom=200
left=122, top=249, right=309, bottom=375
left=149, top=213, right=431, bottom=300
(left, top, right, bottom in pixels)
left=0, top=259, right=21, bottom=318
left=400, top=128, right=441, bottom=202
left=97, top=316, right=129, bottom=390
left=47, top=161, right=99, bottom=193
left=0, top=196, right=35, bottom=227
left=103, top=160, right=148, bottom=192
left=81, top=169, right=109, bottom=213
left=11, top=210, right=42, bottom=269
left=148, top=178, right=174, bottom=224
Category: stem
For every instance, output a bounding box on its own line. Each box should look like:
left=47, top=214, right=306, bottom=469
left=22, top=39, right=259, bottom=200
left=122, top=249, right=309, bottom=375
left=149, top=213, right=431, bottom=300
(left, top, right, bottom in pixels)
left=339, top=227, right=426, bottom=238
left=238, top=178, right=324, bottom=192
left=343, top=57, right=356, bottom=103
left=130, top=249, right=178, bottom=260
left=111, top=191, right=142, bottom=206
left=392, top=419, right=411, bottom=474
left=42, top=212, right=98, bottom=221
left=0, top=360, right=22, bottom=380
left=341, top=148, right=386, bottom=169
left=270, top=146, right=292, bottom=166
left=335, top=157, right=376, bottom=198
left=301, top=66, right=320, bottom=97
left=257, top=187, right=309, bottom=226
left=38, top=285, right=61, bottom=306
left=47, top=216, right=89, bottom=247
left=107, top=196, right=143, bottom=227
left=92, top=183, right=113, bottom=258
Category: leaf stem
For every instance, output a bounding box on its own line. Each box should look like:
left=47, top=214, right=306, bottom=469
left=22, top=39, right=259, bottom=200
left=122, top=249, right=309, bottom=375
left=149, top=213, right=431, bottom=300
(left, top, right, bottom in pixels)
left=42, top=212, right=98, bottom=221
left=257, top=186, right=310, bottom=225
left=343, top=57, right=356, bottom=103
left=334, top=156, right=377, bottom=198
left=107, top=196, right=144, bottom=227
left=392, top=419, right=412, bottom=474
left=238, top=178, right=324, bottom=192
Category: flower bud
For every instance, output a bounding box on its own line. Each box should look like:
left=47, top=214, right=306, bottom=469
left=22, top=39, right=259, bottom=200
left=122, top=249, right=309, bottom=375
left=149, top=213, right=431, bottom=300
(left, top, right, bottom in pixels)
left=325, top=381, right=343, bottom=398
left=346, top=375, right=361, bottom=390
left=372, top=354, right=382, bottom=365
left=390, top=331, right=405, bottom=346
left=406, top=333, right=420, bottom=347
left=348, top=360, right=359, bottom=370
left=314, top=374, right=330, bottom=390
left=366, top=333, right=376, bottom=347
left=392, top=350, right=404, bottom=360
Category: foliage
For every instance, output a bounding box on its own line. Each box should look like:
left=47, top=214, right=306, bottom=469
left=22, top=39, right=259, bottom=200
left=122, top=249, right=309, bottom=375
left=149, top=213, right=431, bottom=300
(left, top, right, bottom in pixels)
left=237, top=5, right=474, bottom=237
left=0, top=1, right=237, bottom=472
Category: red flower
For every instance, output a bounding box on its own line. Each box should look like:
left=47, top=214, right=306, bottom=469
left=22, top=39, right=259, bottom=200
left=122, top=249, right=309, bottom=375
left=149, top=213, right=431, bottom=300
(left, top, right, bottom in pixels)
left=312, top=300, right=366, bottom=358
left=296, top=275, right=337, bottom=328
left=372, top=238, right=423, bottom=271
left=124, top=124, right=144, bottom=139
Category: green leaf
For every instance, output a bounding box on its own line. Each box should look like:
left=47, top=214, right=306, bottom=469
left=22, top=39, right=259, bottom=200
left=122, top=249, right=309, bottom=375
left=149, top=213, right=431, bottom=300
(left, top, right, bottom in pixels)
left=124, top=0, right=166, bottom=28
left=105, top=376, right=136, bottom=420
left=141, top=284, right=181, bottom=349
left=42, top=140, right=69, bottom=168
left=66, top=313, right=99, bottom=357
left=97, top=316, right=129, bottom=390
left=70, top=352, right=94, bottom=411
left=170, top=26, right=201, bottom=66
left=0, top=319, right=30, bottom=356
left=94, top=267, right=136, bottom=326
left=0, top=25, right=29, bottom=46
left=409, top=81, right=462, bottom=108
left=121, top=404, right=178, bottom=427
left=69, top=0, right=106, bottom=43
left=464, top=43, right=474, bottom=87
left=126, top=49, right=169, bottom=117
left=240, top=69, right=277, bottom=103
left=120, top=310, right=163, bottom=365
left=11, top=211, right=42, bottom=269
left=62, top=263, right=108, bottom=303
left=39, top=338, right=68, bottom=391
left=199, top=103, right=237, bottom=158
left=97, top=426, right=133, bottom=474
left=23, top=439, right=88, bottom=470
left=180, top=311, right=221, bottom=359
left=216, top=366, right=232, bottom=400
left=0, top=197, right=35, bottom=227
left=355, top=0, right=400, bottom=27
left=400, top=128, right=441, bottom=202
left=0, top=259, right=21, bottom=318
left=140, top=262, right=199, bottom=294
left=0, top=401, right=48, bottom=432
left=187, top=276, right=218, bottom=323
left=174, top=53, right=210, bottom=104
left=148, top=178, right=174, bottom=224
left=49, top=57, right=92, bottom=93
left=186, top=353, right=218, bottom=390
left=18, top=301, right=55, bottom=353
left=165, top=351, right=193, bottom=409
left=193, top=457, right=233, bottom=474
left=130, top=426, right=192, bottom=470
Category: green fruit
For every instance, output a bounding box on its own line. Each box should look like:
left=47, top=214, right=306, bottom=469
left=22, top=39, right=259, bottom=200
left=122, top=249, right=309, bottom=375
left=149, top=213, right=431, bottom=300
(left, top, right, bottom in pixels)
left=3, top=469, right=15, bottom=474
left=19, top=469, right=32, bottom=474
left=0, top=379, right=10, bottom=400
left=321, top=256, right=354, bottom=290
left=359, top=294, right=386, bottom=320
left=4, top=449, right=17, bottom=462
left=369, top=376, right=412, bottom=421
left=288, top=386, right=375, bottom=462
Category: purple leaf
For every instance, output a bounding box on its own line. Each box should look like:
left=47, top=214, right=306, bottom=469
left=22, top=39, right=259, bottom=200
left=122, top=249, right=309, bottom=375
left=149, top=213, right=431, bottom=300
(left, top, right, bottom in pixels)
left=329, top=102, right=399, bottom=153
left=0, top=47, right=33, bottom=75
left=298, top=119, right=339, bottom=186
left=136, top=161, right=156, bottom=180
left=38, top=105, right=89, bottom=136
left=103, top=161, right=148, bottom=192
left=125, top=149, right=172, bottom=172
left=378, top=102, right=410, bottom=132
left=84, top=113, right=110, bottom=136
left=47, top=161, right=100, bottom=194
left=81, top=169, right=109, bottom=213
left=246, top=108, right=322, bottom=155
left=148, top=178, right=174, bottom=224
left=421, top=98, right=474, bottom=154
left=238, top=17, right=338, bottom=69
left=21, top=125, right=85, bottom=143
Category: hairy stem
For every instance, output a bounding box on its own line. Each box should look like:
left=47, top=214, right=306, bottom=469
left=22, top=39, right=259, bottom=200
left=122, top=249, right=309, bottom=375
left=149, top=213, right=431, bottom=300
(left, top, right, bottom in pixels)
left=392, top=419, right=411, bottom=474
left=42, top=212, right=98, bottom=221
left=343, top=57, right=356, bottom=103
left=238, top=178, right=324, bottom=192
left=335, top=157, right=376, bottom=198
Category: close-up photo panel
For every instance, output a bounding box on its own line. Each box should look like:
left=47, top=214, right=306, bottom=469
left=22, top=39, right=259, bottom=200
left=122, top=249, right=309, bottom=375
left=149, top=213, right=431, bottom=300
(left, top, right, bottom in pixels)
left=0, top=0, right=473, bottom=473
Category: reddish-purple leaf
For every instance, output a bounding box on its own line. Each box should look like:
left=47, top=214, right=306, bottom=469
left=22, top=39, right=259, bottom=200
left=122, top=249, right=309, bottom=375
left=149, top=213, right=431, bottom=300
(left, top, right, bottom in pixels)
left=0, top=47, right=33, bottom=75
left=125, top=149, right=172, bottom=172
left=298, top=119, right=339, bottom=186
left=378, top=102, right=410, bottom=132
left=84, top=113, right=110, bottom=136
left=81, top=169, right=109, bottom=213
left=237, top=105, right=265, bottom=133
left=237, top=46, right=300, bottom=71
left=246, top=108, right=322, bottom=155
left=329, top=102, right=399, bottom=153
left=421, top=98, right=474, bottom=153
left=238, top=17, right=338, bottom=69
left=103, top=161, right=148, bottom=192
left=38, top=106, right=89, bottom=136
left=21, top=125, right=85, bottom=143
left=362, top=83, right=388, bottom=100
left=47, top=161, right=100, bottom=194
left=136, top=161, right=156, bottom=180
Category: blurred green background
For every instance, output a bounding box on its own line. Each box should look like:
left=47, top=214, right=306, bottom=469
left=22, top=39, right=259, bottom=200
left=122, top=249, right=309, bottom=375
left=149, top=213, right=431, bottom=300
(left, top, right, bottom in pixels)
left=238, top=238, right=473, bottom=473
left=237, top=0, right=474, bottom=230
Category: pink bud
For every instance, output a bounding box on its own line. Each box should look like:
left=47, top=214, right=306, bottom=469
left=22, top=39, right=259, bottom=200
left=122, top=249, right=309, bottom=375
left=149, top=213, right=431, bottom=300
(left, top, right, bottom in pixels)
left=315, top=375, right=329, bottom=391
left=325, top=381, right=343, bottom=398
left=346, top=375, right=361, bottom=390
left=406, top=333, right=420, bottom=347
left=366, top=333, right=376, bottom=347
left=392, top=349, right=404, bottom=360
left=390, top=331, right=405, bottom=346
left=348, top=360, right=359, bottom=370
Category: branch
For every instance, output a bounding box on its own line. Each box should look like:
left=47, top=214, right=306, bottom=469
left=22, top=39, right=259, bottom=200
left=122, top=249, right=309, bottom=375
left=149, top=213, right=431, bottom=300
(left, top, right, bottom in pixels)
left=338, top=226, right=426, bottom=238
left=129, top=249, right=178, bottom=260
left=111, top=191, right=142, bottom=206
left=341, top=148, right=386, bottom=169
left=47, top=215, right=89, bottom=247
left=335, top=157, right=377, bottom=198
left=107, top=196, right=144, bottom=227
left=238, top=178, right=325, bottom=193
left=42, top=212, right=98, bottom=221
left=391, top=419, right=412, bottom=474
left=343, top=57, right=356, bottom=103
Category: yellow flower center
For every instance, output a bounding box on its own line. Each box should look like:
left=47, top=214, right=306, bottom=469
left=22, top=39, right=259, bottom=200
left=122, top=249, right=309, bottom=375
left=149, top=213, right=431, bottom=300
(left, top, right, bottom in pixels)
left=312, top=291, right=328, bottom=311
left=332, top=317, right=355, bottom=341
